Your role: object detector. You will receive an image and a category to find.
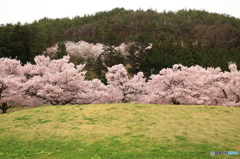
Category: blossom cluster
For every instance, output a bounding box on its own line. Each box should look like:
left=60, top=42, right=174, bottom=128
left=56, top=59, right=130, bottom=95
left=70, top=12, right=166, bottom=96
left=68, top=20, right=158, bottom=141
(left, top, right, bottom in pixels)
left=1, top=55, right=239, bottom=113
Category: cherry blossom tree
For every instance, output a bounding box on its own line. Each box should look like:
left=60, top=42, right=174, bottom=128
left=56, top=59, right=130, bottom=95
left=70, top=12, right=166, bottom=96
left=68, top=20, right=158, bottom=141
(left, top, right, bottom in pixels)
left=24, top=55, right=87, bottom=105
left=104, top=85, right=124, bottom=103
left=106, top=64, right=146, bottom=103
left=43, top=43, right=58, bottom=59
left=102, top=62, right=240, bottom=107
left=143, top=64, right=221, bottom=105
left=43, top=40, right=151, bottom=63
left=23, top=55, right=110, bottom=105
left=0, top=58, right=26, bottom=113
left=75, top=79, right=108, bottom=104
left=225, top=63, right=240, bottom=106
left=210, top=63, right=240, bottom=107
left=43, top=41, right=104, bottom=62
left=2, top=54, right=240, bottom=110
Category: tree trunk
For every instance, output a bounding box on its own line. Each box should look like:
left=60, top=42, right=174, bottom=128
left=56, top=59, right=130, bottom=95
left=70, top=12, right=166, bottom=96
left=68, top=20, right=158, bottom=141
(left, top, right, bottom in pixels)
left=171, top=98, right=180, bottom=105
left=1, top=103, right=8, bottom=114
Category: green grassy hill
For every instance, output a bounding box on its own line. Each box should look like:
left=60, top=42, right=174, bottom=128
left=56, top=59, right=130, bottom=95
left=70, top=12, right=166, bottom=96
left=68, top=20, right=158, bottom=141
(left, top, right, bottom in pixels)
left=0, top=103, right=239, bottom=158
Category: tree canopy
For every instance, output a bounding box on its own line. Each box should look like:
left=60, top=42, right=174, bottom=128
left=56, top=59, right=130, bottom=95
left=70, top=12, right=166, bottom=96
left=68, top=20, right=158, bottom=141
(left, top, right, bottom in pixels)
left=0, top=8, right=240, bottom=74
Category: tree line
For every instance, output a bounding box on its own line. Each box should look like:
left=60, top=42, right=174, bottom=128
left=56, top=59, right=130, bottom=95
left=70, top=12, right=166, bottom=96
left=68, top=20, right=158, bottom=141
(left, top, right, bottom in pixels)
left=1, top=55, right=240, bottom=114
left=0, top=8, right=240, bottom=77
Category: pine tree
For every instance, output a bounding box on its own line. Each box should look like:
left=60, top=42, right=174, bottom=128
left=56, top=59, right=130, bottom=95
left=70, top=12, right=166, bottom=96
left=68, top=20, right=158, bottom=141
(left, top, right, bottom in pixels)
left=56, top=41, right=67, bottom=59
left=102, top=26, right=124, bottom=67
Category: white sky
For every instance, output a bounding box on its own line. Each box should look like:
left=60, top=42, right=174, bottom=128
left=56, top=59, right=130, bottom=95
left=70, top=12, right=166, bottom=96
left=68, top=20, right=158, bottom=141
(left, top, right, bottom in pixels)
left=1, top=0, right=240, bottom=25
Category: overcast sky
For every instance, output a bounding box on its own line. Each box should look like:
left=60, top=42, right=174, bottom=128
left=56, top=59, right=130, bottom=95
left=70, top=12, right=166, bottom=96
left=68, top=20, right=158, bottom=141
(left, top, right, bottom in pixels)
left=1, top=0, right=240, bottom=25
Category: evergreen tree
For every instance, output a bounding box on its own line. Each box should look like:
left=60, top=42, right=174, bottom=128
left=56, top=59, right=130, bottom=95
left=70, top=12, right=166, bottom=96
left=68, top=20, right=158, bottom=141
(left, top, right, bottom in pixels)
left=126, top=44, right=139, bottom=75
left=147, top=47, right=163, bottom=75
left=102, top=25, right=124, bottom=67
left=29, top=22, right=49, bottom=63
left=93, top=55, right=107, bottom=84
left=56, top=41, right=67, bottom=59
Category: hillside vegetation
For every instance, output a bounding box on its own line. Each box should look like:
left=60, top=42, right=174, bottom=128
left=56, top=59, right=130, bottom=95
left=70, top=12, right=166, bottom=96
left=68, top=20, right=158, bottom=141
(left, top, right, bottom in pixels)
left=0, top=8, right=240, bottom=74
left=0, top=103, right=239, bottom=158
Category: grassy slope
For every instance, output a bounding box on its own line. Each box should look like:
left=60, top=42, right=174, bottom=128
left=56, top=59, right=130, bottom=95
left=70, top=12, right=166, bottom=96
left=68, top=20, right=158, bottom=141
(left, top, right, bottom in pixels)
left=0, top=103, right=239, bottom=159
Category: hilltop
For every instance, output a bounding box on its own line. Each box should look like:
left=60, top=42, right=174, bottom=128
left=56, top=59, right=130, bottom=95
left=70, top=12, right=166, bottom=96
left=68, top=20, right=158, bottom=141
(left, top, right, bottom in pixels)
left=1, top=8, right=240, bottom=74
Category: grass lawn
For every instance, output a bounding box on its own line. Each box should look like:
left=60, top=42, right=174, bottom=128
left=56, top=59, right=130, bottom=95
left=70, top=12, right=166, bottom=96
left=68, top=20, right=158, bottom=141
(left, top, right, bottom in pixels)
left=0, top=103, right=239, bottom=159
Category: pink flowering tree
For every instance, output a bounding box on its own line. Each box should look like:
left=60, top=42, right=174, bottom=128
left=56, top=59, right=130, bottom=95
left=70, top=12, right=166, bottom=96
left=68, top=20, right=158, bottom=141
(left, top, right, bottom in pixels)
left=43, top=43, right=58, bottom=59
left=225, top=63, right=240, bottom=106
left=144, top=64, right=221, bottom=105
left=24, top=55, right=87, bottom=105
left=23, top=55, right=109, bottom=105
left=43, top=41, right=106, bottom=79
left=2, top=54, right=240, bottom=111
left=209, top=63, right=240, bottom=107
left=76, top=79, right=108, bottom=104
left=106, top=64, right=146, bottom=103
left=65, top=41, right=104, bottom=61
left=43, top=41, right=104, bottom=62
left=0, top=58, right=26, bottom=113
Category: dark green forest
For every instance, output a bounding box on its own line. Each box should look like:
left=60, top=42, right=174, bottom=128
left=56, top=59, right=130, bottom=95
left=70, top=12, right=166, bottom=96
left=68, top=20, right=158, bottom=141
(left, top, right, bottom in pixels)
left=1, top=8, right=240, bottom=78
